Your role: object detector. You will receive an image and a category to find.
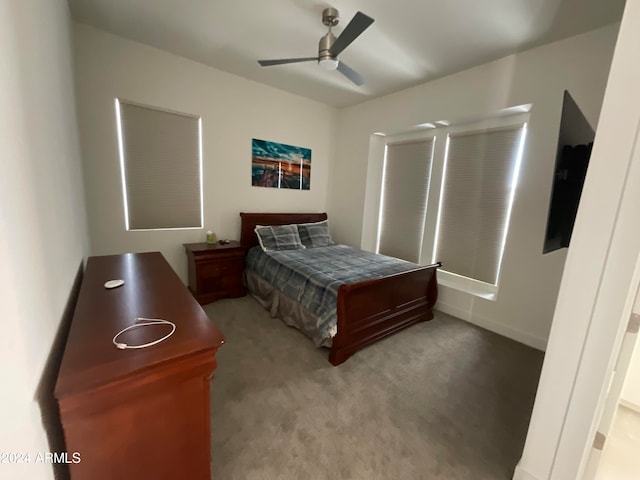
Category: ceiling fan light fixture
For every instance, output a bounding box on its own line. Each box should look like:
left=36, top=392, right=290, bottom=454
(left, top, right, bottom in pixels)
left=318, top=57, right=339, bottom=70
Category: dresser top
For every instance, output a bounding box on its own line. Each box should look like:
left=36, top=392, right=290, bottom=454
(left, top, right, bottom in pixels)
left=55, top=252, right=224, bottom=398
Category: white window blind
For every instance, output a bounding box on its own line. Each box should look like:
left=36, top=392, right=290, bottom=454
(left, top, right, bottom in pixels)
left=116, top=100, right=202, bottom=230
left=378, top=137, right=435, bottom=263
left=434, top=124, right=525, bottom=285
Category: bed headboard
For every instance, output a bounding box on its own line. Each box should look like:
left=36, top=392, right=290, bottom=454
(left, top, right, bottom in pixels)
left=239, top=212, right=328, bottom=250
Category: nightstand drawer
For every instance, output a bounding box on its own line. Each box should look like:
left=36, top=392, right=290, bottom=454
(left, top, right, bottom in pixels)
left=184, top=241, right=247, bottom=304
left=201, top=261, right=229, bottom=279
left=200, top=261, right=242, bottom=291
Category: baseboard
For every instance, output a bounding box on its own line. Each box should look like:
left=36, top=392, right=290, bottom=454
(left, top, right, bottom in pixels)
left=435, top=302, right=471, bottom=322
left=513, top=462, right=541, bottom=480
left=436, top=302, right=548, bottom=351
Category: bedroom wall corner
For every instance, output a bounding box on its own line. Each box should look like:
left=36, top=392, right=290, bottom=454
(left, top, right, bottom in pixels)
left=73, top=23, right=337, bottom=282
left=329, top=23, right=620, bottom=349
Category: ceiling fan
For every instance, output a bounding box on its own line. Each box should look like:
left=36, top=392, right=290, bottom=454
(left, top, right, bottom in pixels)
left=257, top=8, right=374, bottom=86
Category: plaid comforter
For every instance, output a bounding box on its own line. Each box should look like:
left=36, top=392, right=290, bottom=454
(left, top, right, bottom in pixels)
left=245, top=244, right=419, bottom=342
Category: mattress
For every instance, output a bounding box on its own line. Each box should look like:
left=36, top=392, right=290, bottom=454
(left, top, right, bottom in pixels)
left=245, top=244, right=419, bottom=345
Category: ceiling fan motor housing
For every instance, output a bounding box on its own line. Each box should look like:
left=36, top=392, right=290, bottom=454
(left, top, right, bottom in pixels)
left=319, top=8, right=339, bottom=70
left=318, top=32, right=338, bottom=69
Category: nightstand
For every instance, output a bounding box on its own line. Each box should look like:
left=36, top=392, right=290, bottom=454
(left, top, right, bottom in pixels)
left=183, top=241, right=246, bottom=304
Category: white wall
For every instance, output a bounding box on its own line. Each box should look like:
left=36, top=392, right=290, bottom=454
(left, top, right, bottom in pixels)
left=328, top=24, right=619, bottom=349
left=516, top=0, right=640, bottom=476
left=0, top=0, right=89, bottom=478
left=73, top=24, right=336, bottom=282
left=622, top=342, right=640, bottom=410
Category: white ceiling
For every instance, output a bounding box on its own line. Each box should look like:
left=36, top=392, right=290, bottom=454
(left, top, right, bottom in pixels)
left=68, top=0, right=626, bottom=108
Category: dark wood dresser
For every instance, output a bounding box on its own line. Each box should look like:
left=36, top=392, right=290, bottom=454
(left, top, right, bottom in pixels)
left=55, top=252, right=224, bottom=480
left=184, top=242, right=246, bottom=304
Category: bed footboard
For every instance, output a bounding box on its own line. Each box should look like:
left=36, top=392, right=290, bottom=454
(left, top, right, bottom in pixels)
left=329, top=263, right=440, bottom=366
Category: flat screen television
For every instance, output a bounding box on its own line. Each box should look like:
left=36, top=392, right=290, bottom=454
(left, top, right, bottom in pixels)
left=543, top=91, right=594, bottom=254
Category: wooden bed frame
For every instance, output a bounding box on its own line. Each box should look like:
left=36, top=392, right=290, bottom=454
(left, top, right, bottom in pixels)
left=240, top=212, right=441, bottom=366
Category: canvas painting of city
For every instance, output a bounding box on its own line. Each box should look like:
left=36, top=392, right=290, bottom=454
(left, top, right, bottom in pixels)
left=251, top=138, right=311, bottom=190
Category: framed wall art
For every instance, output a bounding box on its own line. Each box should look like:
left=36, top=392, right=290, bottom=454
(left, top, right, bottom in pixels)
left=251, top=138, right=311, bottom=190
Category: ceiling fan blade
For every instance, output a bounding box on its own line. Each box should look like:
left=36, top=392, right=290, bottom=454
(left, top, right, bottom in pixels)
left=337, top=61, right=364, bottom=86
left=329, top=11, right=374, bottom=57
left=258, top=57, right=317, bottom=67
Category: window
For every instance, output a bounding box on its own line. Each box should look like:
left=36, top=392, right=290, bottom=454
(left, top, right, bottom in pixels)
left=373, top=109, right=529, bottom=296
left=115, top=99, right=203, bottom=231
left=377, top=138, right=435, bottom=263
left=434, top=124, right=527, bottom=286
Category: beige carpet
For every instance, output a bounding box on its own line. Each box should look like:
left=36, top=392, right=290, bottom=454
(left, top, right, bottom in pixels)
left=204, top=296, right=543, bottom=480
